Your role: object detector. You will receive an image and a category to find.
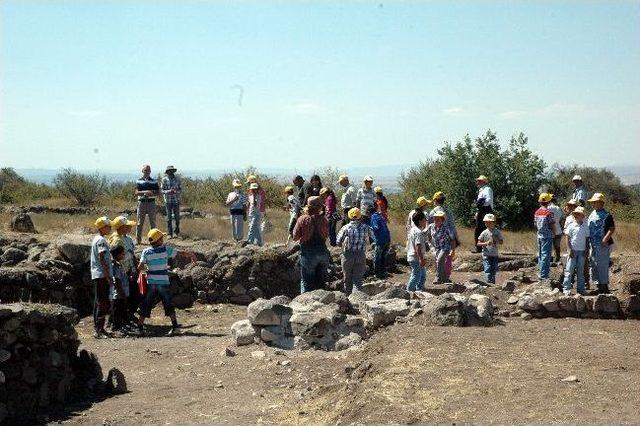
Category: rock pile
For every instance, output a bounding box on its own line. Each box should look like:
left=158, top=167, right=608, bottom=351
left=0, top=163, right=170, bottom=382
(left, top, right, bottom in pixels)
left=1, top=205, right=99, bottom=216
left=455, top=253, right=537, bottom=272
left=0, top=303, right=122, bottom=423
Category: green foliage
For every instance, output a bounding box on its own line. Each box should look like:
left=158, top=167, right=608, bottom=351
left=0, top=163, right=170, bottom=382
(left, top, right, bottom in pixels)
left=53, top=168, right=108, bottom=206
left=311, top=167, right=346, bottom=192
left=0, top=167, right=57, bottom=203
left=397, top=131, right=546, bottom=230
left=545, top=165, right=636, bottom=205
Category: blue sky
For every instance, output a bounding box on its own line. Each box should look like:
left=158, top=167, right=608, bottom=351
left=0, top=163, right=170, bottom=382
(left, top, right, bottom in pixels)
left=1, top=0, right=639, bottom=172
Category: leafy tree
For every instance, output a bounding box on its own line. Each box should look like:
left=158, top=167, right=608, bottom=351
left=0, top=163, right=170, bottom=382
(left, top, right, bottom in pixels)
left=54, top=168, right=108, bottom=206
left=545, top=165, right=635, bottom=205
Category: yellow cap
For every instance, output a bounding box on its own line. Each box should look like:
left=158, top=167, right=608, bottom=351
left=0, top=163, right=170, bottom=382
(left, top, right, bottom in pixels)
left=588, top=193, right=605, bottom=203
left=147, top=228, right=164, bottom=244
left=432, top=191, right=445, bottom=201
left=319, top=187, right=329, bottom=196
left=476, top=175, right=489, bottom=182
left=283, top=185, right=294, bottom=193
left=374, top=186, right=383, bottom=193
left=246, top=175, right=257, bottom=184
left=348, top=207, right=362, bottom=220
left=338, top=175, right=349, bottom=183
left=94, top=216, right=111, bottom=230
left=538, top=193, right=552, bottom=203
left=111, top=216, right=137, bottom=230
left=416, top=196, right=431, bottom=207
left=432, top=211, right=446, bottom=219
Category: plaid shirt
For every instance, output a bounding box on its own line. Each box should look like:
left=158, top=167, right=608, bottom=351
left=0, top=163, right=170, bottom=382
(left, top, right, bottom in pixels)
left=337, top=221, right=374, bottom=252
left=161, top=175, right=182, bottom=204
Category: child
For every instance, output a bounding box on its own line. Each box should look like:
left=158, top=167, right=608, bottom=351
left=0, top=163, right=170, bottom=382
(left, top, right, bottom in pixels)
left=562, top=207, right=590, bottom=295
left=226, top=179, right=247, bottom=241
left=534, top=193, right=555, bottom=281
left=374, top=187, right=389, bottom=222
left=369, top=206, right=391, bottom=279
left=109, top=246, right=130, bottom=333
left=246, top=182, right=263, bottom=246
left=284, top=186, right=301, bottom=244
left=476, top=214, right=503, bottom=284
left=548, top=194, right=564, bottom=263
left=587, top=193, right=615, bottom=294
left=406, top=210, right=428, bottom=291
left=406, top=197, right=432, bottom=233
left=320, top=187, right=338, bottom=246
left=425, top=211, right=455, bottom=284
left=109, top=215, right=138, bottom=324
left=90, top=216, right=113, bottom=338
left=337, top=208, right=375, bottom=294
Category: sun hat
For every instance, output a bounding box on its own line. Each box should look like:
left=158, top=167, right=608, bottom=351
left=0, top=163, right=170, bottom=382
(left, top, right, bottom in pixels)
left=306, top=196, right=323, bottom=210
left=572, top=175, right=583, bottom=181
left=111, top=215, right=136, bottom=230
left=538, top=193, right=552, bottom=203
left=476, top=175, right=489, bottom=182
left=319, top=187, right=329, bottom=196
left=348, top=207, right=362, bottom=220
left=283, top=185, right=294, bottom=193
left=588, top=193, right=605, bottom=203
left=94, top=216, right=111, bottom=230
left=483, top=213, right=496, bottom=222
left=432, top=211, right=446, bottom=219
left=232, top=179, right=242, bottom=188
left=566, top=199, right=578, bottom=206
left=416, top=196, right=431, bottom=207
left=363, top=175, right=374, bottom=182
left=432, top=191, right=445, bottom=201
left=165, top=165, right=177, bottom=173
left=147, top=228, right=164, bottom=244
left=338, top=175, right=349, bottom=183
left=246, top=175, right=257, bottom=184
left=573, top=206, right=586, bottom=215
left=374, top=186, right=383, bottom=193
left=249, top=183, right=259, bottom=190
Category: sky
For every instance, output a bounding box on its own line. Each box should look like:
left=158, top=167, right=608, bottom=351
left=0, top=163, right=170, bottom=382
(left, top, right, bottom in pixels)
left=1, top=0, right=639, bottom=173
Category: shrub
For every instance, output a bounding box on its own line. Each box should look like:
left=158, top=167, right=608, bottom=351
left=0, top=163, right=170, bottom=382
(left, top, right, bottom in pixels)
left=0, top=167, right=57, bottom=203
left=53, top=169, right=108, bottom=206
left=545, top=165, right=636, bottom=205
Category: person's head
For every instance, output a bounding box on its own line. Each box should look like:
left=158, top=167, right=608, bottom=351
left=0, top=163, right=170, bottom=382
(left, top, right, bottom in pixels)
left=572, top=175, right=583, bottom=188
left=249, top=182, right=259, bottom=193
left=565, top=199, right=578, bottom=213
left=284, top=186, right=294, bottom=196
left=374, top=186, right=383, bottom=197
left=232, top=179, right=243, bottom=190
left=416, top=196, right=431, bottom=211
left=483, top=213, right=497, bottom=230
left=338, top=175, right=349, bottom=188
left=110, top=245, right=125, bottom=262
left=433, top=211, right=446, bottom=226
left=363, top=176, right=373, bottom=189
left=165, top=165, right=177, bottom=176
left=412, top=210, right=427, bottom=229
left=538, top=192, right=552, bottom=206
left=307, top=196, right=323, bottom=215
left=148, top=228, right=164, bottom=247
left=293, top=175, right=304, bottom=187
left=550, top=194, right=558, bottom=204
left=475, top=175, right=488, bottom=187
left=572, top=206, right=586, bottom=224
left=111, top=216, right=136, bottom=236
left=348, top=207, right=362, bottom=221
left=310, top=175, right=322, bottom=188
left=246, top=175, right=258, bottom=185
left=588, top=193, right=605, bottom=210
left=141, top=164, right=151, bottom=177
left=94, top=216, right=112, bottom=236
left=432, top=191, right=445, bottom=205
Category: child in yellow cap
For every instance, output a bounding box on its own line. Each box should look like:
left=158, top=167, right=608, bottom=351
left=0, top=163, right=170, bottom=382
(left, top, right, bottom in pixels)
left=91, top=217, right=113, bottom=338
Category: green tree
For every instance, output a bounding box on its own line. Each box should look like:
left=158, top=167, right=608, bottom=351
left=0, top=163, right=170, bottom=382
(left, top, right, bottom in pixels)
left=54, top=169, right=108, bottom=206
left=545, top=165, right=635, bottom=205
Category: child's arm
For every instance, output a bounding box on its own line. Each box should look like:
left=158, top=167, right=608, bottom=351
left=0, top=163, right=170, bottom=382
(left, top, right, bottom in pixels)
left=99, top=251, right=112, bottom=281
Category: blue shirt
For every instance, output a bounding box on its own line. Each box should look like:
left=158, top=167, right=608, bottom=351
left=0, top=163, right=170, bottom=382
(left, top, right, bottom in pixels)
left=136, top=176, right=160, bottom=201
left=140, top=245, right=177, bottom=286
left=370, top=212, right=390, bottom=245
left=588, top=209, right=615, bottom=246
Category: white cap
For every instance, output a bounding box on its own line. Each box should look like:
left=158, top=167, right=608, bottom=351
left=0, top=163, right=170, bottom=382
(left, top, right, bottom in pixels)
left=483, top=213, right=496, bottom=222
left=232, top=179, right=242, bottom=187
left=363, top=175, right=374, bottom=182
left=572, top=175, right=582, bottom=181
left=249, top=183, right=259, bottom=190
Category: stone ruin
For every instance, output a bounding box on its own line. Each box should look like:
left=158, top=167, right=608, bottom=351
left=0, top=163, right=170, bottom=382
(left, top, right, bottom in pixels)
left=0, top=303, right=125, bottom=423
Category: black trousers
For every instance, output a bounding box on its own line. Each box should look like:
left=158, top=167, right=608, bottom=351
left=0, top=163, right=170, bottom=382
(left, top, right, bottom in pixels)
left=474, top=206, right=493, bottom=251
left=111, top=298, right=128, bottom=331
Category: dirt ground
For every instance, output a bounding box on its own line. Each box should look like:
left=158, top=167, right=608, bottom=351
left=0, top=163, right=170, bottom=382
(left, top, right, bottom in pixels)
left=56, top=282, right=640, bottom=425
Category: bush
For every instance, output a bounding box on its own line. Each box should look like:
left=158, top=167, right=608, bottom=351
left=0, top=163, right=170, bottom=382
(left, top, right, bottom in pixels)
left=0, top=167, right=57, bottom=203
left=53, top=169, right=108, bottom=206
left=396, top=131, right=546, bottom=230
left=545, top=165, right=636, bottom=205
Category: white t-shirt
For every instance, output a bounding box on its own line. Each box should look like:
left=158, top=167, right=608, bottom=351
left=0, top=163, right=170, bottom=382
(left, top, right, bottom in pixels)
left=563, top=214, right=576, bottom=232
left=406, top=226, right=426, bottom=262
left=477, top=185, right=494, bottom=209
left=548, top=204, right=564, bottom=236
left=564, top=221, right=590, bottom=251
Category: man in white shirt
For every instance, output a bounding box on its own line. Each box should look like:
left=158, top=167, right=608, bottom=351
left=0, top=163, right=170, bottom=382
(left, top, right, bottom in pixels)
left=474, top=175, right=494, bottom=252
left=562, top=207, right=590, bottom=295
left=571, top=175, right=588, bottom=207
left=338, top=175, right=357, bottom=225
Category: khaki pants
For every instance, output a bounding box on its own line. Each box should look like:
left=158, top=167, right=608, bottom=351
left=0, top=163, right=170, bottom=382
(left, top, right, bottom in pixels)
left=136, top=201, right=157, bottom=243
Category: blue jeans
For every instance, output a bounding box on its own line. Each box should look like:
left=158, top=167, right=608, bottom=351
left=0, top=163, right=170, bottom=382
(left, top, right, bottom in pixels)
left=482, top=255, right=498, bottom=284
left=374, top=241, right=390, bottom=278
left=590, top=243, right=611, bottom=285
left=165, top=202, right=180, bottom=236
left=299, top=246, right=330, bottom=293
left=406, top=260, right=426, bottom=291
left=140, top=284, right=175, bottom=318
left=537, top=237, right=552, bottom=279
left=563, top=250, right=586, bottom=293
left=231, top=214, right=244, bottom=241
left=328, top=215, right=338, bottom=246
left=247, top=213, right=263, bottom=246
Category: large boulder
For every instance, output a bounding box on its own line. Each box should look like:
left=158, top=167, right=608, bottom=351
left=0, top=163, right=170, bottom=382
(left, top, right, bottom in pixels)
left=371, top=287, right=410, bottom=301
left=361, top=298, right=411, bottom=329
left=593, top=294, right=620, bottom=314
left=230, top=319, right=257, bottom=346
left=290, top=290, right=352, bottom=314
left=289, top=304, right=346, bottom=349
left=465, top=294, right=494, bottom=326
left=10, top=213, right=36, bottom=233
left=55, top=234, right=92, bottom=265
left=0, top=248, right=27, bottom=266
left=423, top=293, right=465, bottom=326
left=246, top=297, right=293, bottom=326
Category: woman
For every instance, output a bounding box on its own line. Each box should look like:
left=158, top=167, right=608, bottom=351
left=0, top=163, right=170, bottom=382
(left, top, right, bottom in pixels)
left=320, top=187, right=338, bottom=246
left=246, top=183, right=263, bottom=246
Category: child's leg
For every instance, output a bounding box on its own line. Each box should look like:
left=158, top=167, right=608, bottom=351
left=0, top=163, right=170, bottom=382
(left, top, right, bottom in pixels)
left=490, top=257, right=498, bottom=284
left=562, top=254, right=576, bottom=291
left=418, top=265, right=426, bottom=290
left=341, top=253, right=354, bottom=294
left=406, top=261, right=419, bottom=291
left=157, top=285, right=178, bottom=326
left=482, top=256, right=491, bottom=283
left=435, top=250, right=447, bottom=283
left=575, top=251, right=586, bottom=294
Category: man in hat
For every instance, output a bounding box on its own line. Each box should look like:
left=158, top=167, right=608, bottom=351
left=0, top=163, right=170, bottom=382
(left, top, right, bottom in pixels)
left=338, top=175, right=357, bottom=225
left=534, top=193, right=555, bottom=281
left=572, top=175, right=588, bottom=206
left=587, top=193, right=615, bottom=294
left=562, top=206, right=590, bottom=296
left=135, top=164, right=160, bottom=244
left=356, top=176, right=376, bottom=224
left=91, top=217, right=113, bottom=338
left=226, top=179, right=247, bottom=241
left=337, top=207, right=375, bottom=293
left=474, top=175, right=494, bottom=252
left=161, top=165, right=182, bottom=238
left=293, top=196, right=330, bottom=293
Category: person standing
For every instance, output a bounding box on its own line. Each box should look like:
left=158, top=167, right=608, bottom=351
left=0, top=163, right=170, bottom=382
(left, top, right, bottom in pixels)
left=430, top=191, right=459, bottom=277
left=246, top=182, right=263, bottom=246
left=476, top=214, right=503, bottom=284
left=284, top=186, right=301, bottom=244
left=320, top=187, right=338, bottom=246
left=374, top=187, right=389, bottom=222
left=534, top=193, right=555, bottom=281
left=547, top=194, right=564, bottom=263
left=406, top=210, right=428, bottom=291
left=474, top=175, right=494, bottom=253
left=91, top=217, right=113, bottom=338
left=587, top=193, right=615, bottom=294
left=293, top=175, right=306, bottom=206
left=109, top=246, right=130, bottom=333
left=337, top=207, right=375, bottom=294
left=109, top=216, right=138, bottom=323
left=572, top=175, right=588, bottom=206
left=425, top=211, right=455, bottom=284
left=293, top=196, right=330, bottom=293
left=226, top=179, right=247, bottom=241
left=370, top=206, right=391, bottom=279
left=135, top=164, right=160, bottom=244
left=161, top=165, right=182, bottom=238
left=356, top=176, right=376, bottom=223
left=407, top=197, right=432, bottom=233
left=563, top=199, right=590, bottom=286
left=338, top=175, right=357, bottom=225
left=562, top=206, right=590, bottom=296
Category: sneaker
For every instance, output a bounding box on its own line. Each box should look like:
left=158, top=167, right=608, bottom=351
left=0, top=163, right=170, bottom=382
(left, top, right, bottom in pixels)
left=167, top=327, right=180, bottom=336
left=93, top=330, right=108, bottom=339
left=563, top=290, right=571, bottom=296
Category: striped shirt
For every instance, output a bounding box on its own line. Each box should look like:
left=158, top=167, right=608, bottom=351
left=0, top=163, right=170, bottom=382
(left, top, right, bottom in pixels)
left=356, top=188, right=376, bottom=212
left=337, top=221, right=374, bottom=252
left=161, top=175, right=182, bottom=204
left=140, top=245, right=176, bottom=286
left=136, top=176, right=159, bottom=201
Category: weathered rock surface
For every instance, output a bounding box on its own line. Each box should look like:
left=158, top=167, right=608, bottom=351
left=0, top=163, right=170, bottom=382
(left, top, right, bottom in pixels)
left=10, top=213, right=36, bottom=233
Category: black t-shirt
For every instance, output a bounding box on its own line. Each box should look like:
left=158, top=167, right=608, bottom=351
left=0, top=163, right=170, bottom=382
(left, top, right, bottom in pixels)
left=604, top=214, right=615, bottom=245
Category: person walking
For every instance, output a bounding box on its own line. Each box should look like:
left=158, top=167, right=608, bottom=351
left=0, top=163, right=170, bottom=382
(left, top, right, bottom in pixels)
left=407, top=196, right=432, bottom=233
left=406, top=210, right=428, bottom=291
left=338, top=175, right=357, bottom=225
left=320, top=187, right=338, bottom=246
left=474, top=175, right=494, bottom=252
left=534, top=193, right=555, bottom=281
left=109, top=216, right=138, bottom=323
left=572, top=175, right=588, bottom=206
left=374, top=187, right=389, bottom=222
left=284, top=186, right=301, bottom=244
left=587, top=193, right=615, bottom=294
left=562, top=206, right=590, bottom=296
left=476, top=214, right=503, bottom=284
left=91, top=217, right=113, bottom=338
left=161, top=165, right=182, bottom=238
left=356, top=176, right=376, bottom=221
left=135, top=164, right=160, bottom=244
left=425, top=211, right=455, bottom=284
left=226, top=179, right=247, bottom=241
left=293, top=196, right=330, bottom=293
left=246, top=182, right=264, bottom=246
left=548, top=194, right=564, bottom=263
left=337, top=207, right=375, bottom=294
left=370, top=206, right=391, bottom=279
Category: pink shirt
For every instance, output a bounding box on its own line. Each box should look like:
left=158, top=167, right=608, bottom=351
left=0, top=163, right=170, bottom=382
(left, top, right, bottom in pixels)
left=325, top=194, right=336, bottom=216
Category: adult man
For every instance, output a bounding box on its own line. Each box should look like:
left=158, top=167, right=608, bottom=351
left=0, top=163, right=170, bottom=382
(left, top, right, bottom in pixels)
left=572, top=175, right=588, bottom=206
left=587, top=193, right=615, bottom=294
left=547, top=194, right=564, bottom=263
left=135, top=164, right=160, bottom=244
left=161, top=165, right=182, bottom=238
left=338, top=175, right=357, bottom=225
left=474, top=175, right=494, bottom=252
left=356, top=176, right=376, bottom=223
left=293, top=175, right=306, bottom=206
left=293, top=196, right=330, bottom=293
left=534, top=193, right=555, bottom=281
